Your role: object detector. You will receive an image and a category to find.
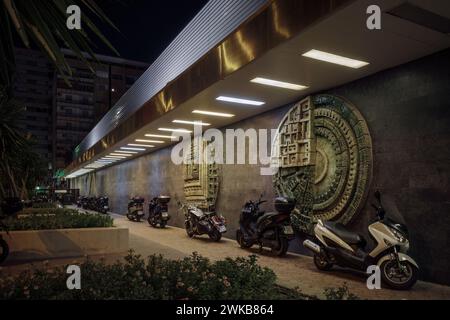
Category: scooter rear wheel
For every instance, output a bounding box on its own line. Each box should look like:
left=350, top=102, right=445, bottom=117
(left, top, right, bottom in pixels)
left=313, top=253, right=333, bottom=271
left=0, top=238, right=9, bottom=264
left=271, top=237, right=289, bottom=257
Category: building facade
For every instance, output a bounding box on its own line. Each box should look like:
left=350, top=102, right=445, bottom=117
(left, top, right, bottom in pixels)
left=13, top=48, right=148, bottom=181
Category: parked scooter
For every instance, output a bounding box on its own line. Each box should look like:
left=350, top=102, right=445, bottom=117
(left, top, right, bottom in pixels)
left=303, top=191, right=418, bottom=290
left=236, top=195, right=296, bottom=256
left=179, top=203, right=227, bottom=241
left=127, top=197, right=145, bottom=222
left=148, top=196, right=171, bottom=228
left=96, top=196, right=109, bottom=214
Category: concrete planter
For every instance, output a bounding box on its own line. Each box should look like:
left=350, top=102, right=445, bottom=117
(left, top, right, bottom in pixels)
left=0, top=227, right=129, bottom=262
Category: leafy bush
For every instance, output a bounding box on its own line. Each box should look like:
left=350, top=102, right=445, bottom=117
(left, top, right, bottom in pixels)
left=0, top=252, right=305, bottom=300
left=31, top=203, right=57, bottom=209
left=19, top=208, right=67, bottom=216
left=324, top=283, right=360, bottom=300
left=0, top=210, right=113, bottom=231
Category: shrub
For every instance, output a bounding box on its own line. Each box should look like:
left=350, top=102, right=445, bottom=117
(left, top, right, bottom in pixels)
left=0, top=252, right=303, bottom=300
left=31, top=203, right=57, bottom=209
left=0, top=210, right=113, bottom=231
left=19, top=208, right=67, bottom=216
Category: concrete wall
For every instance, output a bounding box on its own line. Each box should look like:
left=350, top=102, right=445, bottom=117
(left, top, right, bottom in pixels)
left=1, top=227, right=129, bottom=262
left=73, top=49, right=450, bottom=285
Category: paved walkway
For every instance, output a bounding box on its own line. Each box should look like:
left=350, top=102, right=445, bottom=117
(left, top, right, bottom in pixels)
left=3, top=208, right=450, bottom=300
left=112, top=213, right=449, bottom=300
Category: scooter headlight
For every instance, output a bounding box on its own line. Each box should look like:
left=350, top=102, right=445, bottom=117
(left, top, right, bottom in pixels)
left=391, top=228, right=407, bottom=243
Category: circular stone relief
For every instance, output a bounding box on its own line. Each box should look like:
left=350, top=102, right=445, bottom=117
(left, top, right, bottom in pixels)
left=272, top=95, right=373, bottom=232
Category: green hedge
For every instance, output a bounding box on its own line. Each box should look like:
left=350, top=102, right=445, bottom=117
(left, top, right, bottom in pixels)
left=31, top=203, right=57, bottom=209
left=19, top=208, right=68, bottom=216
left=0, top=252, right=317, bottom=300
left=0, top=210, right=113, bottom=231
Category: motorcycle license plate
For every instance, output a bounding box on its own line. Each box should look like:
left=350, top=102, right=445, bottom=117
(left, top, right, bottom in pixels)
left=283, top=225, right=294, bottom=235
left=218, top=225, right=226, bottom=233
left=162, top=212, right=169, bottom=218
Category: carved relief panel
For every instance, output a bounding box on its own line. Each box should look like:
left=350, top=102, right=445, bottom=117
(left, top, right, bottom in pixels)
left=183, top=138, right=220, bottom=210
left=273, top=95, right=373, bottom=233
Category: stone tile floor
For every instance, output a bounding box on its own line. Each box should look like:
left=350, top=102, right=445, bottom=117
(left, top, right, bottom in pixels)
left=2, top=210, right=450, bottom=300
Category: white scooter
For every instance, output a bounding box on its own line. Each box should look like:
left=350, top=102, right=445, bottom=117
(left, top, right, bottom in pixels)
left=303, top=191, right=418, bottom=290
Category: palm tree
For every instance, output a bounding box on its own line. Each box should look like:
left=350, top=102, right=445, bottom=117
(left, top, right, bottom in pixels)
left=0, top=0, right=119, bottom=88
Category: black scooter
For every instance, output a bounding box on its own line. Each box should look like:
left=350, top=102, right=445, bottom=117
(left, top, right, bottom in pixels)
left=236, top=196, right=296, bottom=256
left=127, top=197, right=145, bottom=222
left=180, top=203, right=227, bottom=242
left=148, top=196, right=171, bottom=228
left=96, top=196, right=109, bottom=214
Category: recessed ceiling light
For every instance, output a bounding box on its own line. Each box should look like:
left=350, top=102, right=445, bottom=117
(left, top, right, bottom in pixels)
left=158, top=128, right=192, bottom=133
left=110, top=153, right=132, bottom=157
left=104, top=155, right=127, bottom=159
left=101, top=158, right=119, bottom=161
left=216, top=96, right=265, bottom=106
left=250, top=77, right=308, bottom=91
left=135, top=139, right=165, bottom=144
left=173, top=120, right=211, bottom=126
left=145, top=134, right=177, bottom=139
left=121, top=147, right=146, bottom=151
left=302, top=49, right=369, bottom=69
left=114, top=150, right=138, bottom=154
left=192, top=110, right=235, bottom=118
left=128, top=144, right=155, bottom=148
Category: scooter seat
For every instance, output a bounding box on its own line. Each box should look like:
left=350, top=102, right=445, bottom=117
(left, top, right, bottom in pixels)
left=324, top=221, right=365, bottom=245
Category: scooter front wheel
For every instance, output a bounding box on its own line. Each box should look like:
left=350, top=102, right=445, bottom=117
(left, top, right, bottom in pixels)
left=126, top=214, right=133, bottom=221
left=0, top=238, right=9, bottom=264
left=380, top=260, right=418, bottom=290
left=185, top=221, right=195, bottom=238
left=236, top=230, right=252, bottom=249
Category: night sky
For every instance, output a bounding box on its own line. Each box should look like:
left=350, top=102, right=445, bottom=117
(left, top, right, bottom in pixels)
left=96, top=0, right=209, bottom=64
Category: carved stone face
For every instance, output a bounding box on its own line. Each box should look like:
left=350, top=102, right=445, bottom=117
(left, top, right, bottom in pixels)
left=272, top=95, right=373, bottom=233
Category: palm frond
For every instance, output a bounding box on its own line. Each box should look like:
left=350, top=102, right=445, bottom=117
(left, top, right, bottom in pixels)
left=0, top=0, right=120, bottom=87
